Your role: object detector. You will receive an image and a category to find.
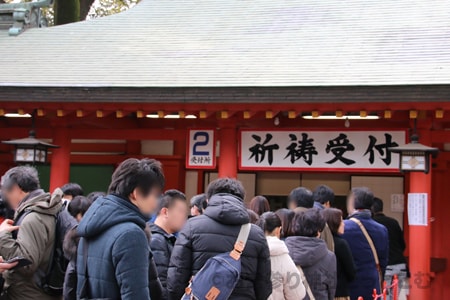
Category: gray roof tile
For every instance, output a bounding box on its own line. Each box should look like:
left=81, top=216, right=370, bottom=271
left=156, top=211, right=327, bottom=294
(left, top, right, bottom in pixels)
left=1, top=0, right=450, bottom=87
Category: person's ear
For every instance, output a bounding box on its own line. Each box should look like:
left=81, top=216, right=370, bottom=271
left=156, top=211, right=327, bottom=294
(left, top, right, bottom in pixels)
left=161, top=207, right=169, bottom=217
left=130, top=189, right=139, bottom=202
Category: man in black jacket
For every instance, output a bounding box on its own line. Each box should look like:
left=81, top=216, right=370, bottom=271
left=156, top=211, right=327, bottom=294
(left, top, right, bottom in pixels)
left=150, top=189, right=187, bottom=300
left=372, top=197, right=408, bottom=300
left=167, top=178, right=272, bottom=300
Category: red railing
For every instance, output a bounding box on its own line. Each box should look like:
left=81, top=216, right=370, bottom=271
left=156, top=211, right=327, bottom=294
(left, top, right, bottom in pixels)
left=358, top=274, right=399, bottom=300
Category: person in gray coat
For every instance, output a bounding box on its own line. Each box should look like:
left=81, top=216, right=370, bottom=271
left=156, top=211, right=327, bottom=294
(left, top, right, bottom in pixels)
left=285, top=208, right=337, bottom=300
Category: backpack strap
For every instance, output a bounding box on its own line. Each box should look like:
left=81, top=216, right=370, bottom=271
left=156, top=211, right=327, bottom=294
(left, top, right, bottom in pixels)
left=350, top=217, right=382, bottom=290
left=297, top=265, right=315, bottom=300
left=230, top=223, right=251, bottom=260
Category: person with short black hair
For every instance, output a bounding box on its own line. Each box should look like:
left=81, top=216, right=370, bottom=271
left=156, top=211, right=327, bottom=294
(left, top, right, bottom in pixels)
left=0, top=166, right=63, bottom=300
left=67, top=196, right=92, bottom=222
left=313, top=184, right=335, bottom=209
left=150, top=189, right=187, bottom=300
left=256, top=212, right=306, bottom=300
left=287, top=187, right=314, bottom=212
left=342, top=188, right=389, bottom=300
left=189, top=193, right=207, bottom=217
left=76, top=158, right=165, bottom=300
left=372, top=197, right=407, bottom=300
left=322, top=208, right=356, bottom=300
left=205, top=177, right=245, bottom=200
left=167, top=178, right=272, bottom=300
left=86, top=191, right=105, bottom=203
left=249, top=195, right=270, bottom=216
left=285, top=208, right=337, bottom=300
left=61, top=183, right=84, bottom=201
left=63, top=196, right=93, bottom=300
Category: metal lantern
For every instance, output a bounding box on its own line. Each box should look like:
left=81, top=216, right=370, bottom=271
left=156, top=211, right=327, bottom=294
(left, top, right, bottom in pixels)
left=2, top=130, right=59, bottom=165
left=389, top=134, right=438, bottom=174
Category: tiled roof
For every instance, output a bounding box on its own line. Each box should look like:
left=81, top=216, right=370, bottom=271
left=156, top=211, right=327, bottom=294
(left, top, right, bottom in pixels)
left=1, top=0, right=450, bottom=87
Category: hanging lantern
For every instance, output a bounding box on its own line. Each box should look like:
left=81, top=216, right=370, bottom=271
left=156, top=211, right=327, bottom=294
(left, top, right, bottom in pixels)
left=2, top=130, right=59, bottom=165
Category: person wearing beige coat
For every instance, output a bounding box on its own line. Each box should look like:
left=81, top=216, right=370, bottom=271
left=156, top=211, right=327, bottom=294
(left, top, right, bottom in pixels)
left=257, top=212, right=306, bottom=300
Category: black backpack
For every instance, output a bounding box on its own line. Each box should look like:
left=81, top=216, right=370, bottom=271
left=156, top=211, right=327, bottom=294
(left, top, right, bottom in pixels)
left=14, top=194, right=78, bottom=296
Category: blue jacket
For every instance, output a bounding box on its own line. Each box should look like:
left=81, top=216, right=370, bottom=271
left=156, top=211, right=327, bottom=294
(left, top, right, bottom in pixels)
left=342, top=210, right=389, bottom=300
left=76, top=195, right=152, bottom=300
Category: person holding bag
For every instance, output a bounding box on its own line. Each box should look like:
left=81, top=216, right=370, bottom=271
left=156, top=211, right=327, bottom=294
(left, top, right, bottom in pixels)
left=342, top=188, right=389, bottom=300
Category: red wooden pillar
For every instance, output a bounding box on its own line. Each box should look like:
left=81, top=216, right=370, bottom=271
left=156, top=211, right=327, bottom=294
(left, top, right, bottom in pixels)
left=218, top=126, right=237, bottom=178
left=408, top=129, right=432, bottom=300
left=49, top=128, right=71, bottom=192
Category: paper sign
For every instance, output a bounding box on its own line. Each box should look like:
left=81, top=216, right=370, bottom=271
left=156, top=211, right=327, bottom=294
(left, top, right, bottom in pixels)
left=408, top=193, right=428, bottom=226
left=186, top=129, right=216, bottom=169
left=391, top=194, right=405, bottom=213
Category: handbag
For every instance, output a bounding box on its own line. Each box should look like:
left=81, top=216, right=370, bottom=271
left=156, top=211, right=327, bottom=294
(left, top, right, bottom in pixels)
left=78, top=239, right=111, bottom=300
left=350, top=218, right=383, bottom=292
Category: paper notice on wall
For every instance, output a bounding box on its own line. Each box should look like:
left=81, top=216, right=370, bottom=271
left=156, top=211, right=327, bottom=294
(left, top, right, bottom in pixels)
left=407, top=193, right=428, bottom=226
left=391, top=194, right=405, bottom=213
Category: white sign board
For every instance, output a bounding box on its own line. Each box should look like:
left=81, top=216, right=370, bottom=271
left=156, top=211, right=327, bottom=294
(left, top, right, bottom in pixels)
left=408, top=193, right=428, bottom=226
left=391, top=194, right=405, bottom=213
left=186, top=129, right=216, bottom=169
left=240, top=130, right=405, bottom=171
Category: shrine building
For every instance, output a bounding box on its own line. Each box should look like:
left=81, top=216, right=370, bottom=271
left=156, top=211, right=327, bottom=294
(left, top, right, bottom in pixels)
left=1, top=1, right=450, bottom=299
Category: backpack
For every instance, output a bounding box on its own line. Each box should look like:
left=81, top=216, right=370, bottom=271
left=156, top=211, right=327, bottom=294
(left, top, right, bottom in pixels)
left=182, top=223, right=251, bottom=300
left=14, top=190, right=78, bottom=296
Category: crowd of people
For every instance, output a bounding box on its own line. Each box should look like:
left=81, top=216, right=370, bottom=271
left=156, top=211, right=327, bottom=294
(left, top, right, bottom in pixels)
left=0, top=158, right=408, bottom=300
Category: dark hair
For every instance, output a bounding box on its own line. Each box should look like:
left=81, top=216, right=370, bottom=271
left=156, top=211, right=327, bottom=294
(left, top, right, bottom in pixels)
left=292, top=208, right=326, bottom=237
left=108, top=158, right=165, bottom=200
left=61, top=183, right=84, bottom=197
left=1, top=166, right=40, bottom=192
left=190, top=193, right=207, bottom=213
left=0, top=196, right=14, bottom=220
left=321, top=208, right=343, bottom=235
left=249, top=196, right=270, bottom=216
left=371, top=197, right=384, bottom=214
left=247, top=209, right=259, bottom=224
left=288, top=187, right=313, bottom=209
left=352, top=187, right=374, bottom=210
left=157, top=189, right=186, bottom=215
left=206, top=178, right=245, bottom=200
left=256, top=211, right=282, bottom=234
left=275, top=208, right=295, bottom=238
left=313, top=185, right=335, bottom=206
left=67, top=196, right=92, bottom=219
left=86, top=191, right=105, bottom=203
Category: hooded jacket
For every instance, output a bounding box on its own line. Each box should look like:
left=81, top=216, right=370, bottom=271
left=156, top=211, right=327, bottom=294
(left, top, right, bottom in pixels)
left=150, top=222, right=176, bottom=300
left=76, top=194, right=153, bottom=300
left=342, top=210, right=389, bottom=300
left=266, top=236, right=306, bottom=300
left=285, top=236, right=337, bottom=300
left=0, top=189, right=63, bottom=300
left=167, top=193, right=272, bottom=300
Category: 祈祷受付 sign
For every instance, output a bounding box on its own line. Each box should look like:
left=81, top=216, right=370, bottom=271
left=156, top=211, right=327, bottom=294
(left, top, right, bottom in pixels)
left=239, top=130, right=406, bottom=171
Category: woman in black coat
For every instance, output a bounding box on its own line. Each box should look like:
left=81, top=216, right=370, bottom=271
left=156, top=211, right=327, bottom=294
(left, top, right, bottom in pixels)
left=322, top=208, right=356, bottom=300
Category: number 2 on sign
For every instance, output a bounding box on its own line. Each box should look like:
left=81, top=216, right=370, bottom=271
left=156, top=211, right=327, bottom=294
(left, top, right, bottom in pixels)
left=193, top=132, right=210, bottom=156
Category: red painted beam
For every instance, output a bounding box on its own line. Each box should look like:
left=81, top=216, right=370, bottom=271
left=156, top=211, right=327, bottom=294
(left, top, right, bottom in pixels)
left=1, top=101, right=450, bottom=114
left=431, top=131, right=450, bottom=144
left=71, top=143, right=127, bottom=153
left=0, top=128, right=186, bottom=141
